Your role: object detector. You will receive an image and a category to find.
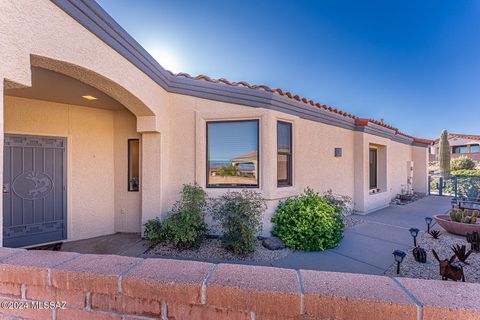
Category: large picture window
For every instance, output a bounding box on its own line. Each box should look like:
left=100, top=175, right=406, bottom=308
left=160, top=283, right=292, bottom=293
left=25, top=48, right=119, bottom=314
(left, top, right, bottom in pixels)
left=369, top=148, right=377, bottom=189
left=277, top=121, right=292, bottom=187
left=207, top=120, right=259, bottom=188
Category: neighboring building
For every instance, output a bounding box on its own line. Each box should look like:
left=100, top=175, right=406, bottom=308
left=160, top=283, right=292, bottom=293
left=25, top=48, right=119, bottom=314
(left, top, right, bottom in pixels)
left=0, top=0, right=431, bottom=248
left=429, top=134, right=480, bottom=162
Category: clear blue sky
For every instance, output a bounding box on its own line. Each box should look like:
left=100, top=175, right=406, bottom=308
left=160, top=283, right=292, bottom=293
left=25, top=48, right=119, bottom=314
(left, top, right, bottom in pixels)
left=97, top=0, right=480, bottom=139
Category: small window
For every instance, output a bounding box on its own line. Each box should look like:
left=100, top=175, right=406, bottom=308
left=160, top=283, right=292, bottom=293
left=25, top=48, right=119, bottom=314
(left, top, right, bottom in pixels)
left=277, top=121, right=292, bottom=187
left=369, top=148, right=377, bottom=189
left=128, top=139, right=140, bottom=191
left=470, top=144, right=479, bottom=153
left=207, top=120, right=259, bottom=188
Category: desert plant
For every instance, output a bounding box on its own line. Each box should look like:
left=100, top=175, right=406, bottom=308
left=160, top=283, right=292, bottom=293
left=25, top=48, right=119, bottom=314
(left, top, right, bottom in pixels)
left=449, top=208, right=478, bottom=224
left=412, top=246, right=427, bottom=263
left=209, top=190, right=266, bottom=255
left=451, top=157, right=476, bottom=171
left=429, top=230, right=442, bottom=239
left=161, top=184, right=208, bottom=249
left=322, top=189, right=353, bottom=216
left=144, top=218, right=163, bottom=246
left=438, top=130, right=451, bottom=178
left=272, top=188, right=344, bottom=251
left=451, top=244, right=473, bottom=264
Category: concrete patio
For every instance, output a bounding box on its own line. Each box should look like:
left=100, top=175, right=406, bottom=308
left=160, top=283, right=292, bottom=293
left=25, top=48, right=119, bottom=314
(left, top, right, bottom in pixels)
left=57, top=195, right=452, bottom=275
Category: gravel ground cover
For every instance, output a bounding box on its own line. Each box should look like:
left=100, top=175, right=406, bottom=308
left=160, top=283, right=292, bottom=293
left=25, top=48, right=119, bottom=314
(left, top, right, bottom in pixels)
left=385, top=230, right=480, bottom=283
left=145, top=238, right=292, bottom=263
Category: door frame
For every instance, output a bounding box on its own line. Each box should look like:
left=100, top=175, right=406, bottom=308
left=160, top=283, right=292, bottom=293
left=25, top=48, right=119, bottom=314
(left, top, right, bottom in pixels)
left=3, top=133, right=68, bottom=247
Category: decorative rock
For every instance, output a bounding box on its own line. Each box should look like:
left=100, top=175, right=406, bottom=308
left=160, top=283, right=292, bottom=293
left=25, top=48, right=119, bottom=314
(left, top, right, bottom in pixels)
left=262, top=237, right=286, bottom=250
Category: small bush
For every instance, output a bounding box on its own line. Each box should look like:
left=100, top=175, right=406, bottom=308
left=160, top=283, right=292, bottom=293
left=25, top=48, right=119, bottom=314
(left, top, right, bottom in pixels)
left=451, top=157, right=476, bottom=171
left=161, top=183, right=208, bottom=249
left=210, top=190, right=266, bottom=255
left=272, top=188, right=344, bottom=251
left=144, top=218, right=163, bottom=246
left=451, top=169, right=480, bottom=177
left=322, top=189, right=353, bottom=216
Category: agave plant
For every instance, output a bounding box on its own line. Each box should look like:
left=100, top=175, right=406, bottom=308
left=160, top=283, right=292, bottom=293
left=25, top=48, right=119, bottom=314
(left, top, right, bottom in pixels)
left=451, top=244, right=473, bottom=265
left=429, top=230, right=441, bottom=239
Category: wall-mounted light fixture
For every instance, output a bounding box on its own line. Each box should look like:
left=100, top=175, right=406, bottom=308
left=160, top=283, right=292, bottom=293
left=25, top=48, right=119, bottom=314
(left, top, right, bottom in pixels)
left=334, top=148, right=342, bottom=157
left=82, top=95, right=97, bottom=100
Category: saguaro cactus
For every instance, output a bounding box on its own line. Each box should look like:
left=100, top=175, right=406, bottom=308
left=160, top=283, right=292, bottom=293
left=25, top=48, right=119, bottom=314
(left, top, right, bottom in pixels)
left=438, top=129, right=451, bottom=177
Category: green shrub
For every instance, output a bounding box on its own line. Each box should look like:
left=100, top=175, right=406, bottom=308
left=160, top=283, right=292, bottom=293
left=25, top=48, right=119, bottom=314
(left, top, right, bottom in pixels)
left=161, top=183, right=208, bottom=249
left=210, top=190, right=266, bottom=255
left=451, top=157, right=476, bottom=171
left=272, top=188, right=344, bottom=251
left=451, top=169, right=480, bottom=177
left=144, top=218, right=163, bottom=246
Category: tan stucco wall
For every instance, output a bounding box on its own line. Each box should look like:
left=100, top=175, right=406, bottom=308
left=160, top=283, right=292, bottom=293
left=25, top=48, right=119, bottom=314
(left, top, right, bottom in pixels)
left=4, top=96, right=140, bottom=240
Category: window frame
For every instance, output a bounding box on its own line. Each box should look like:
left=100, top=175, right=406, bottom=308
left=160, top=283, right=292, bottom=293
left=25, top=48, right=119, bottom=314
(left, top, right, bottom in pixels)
left=206, top=119, right=260, bottom=188
left=277, top=121, right=293, bottom=187
left=128, top=138, right=140, bottom=192
left=369, top=147, right=378, bottom=190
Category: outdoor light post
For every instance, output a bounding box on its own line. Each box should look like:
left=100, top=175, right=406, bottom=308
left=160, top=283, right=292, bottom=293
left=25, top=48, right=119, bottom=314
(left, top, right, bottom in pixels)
left=425, top=217, right=433, bottom=233
left=393, top=250, right=406, bottom=275
left=409, top=228, right=420, bottom=247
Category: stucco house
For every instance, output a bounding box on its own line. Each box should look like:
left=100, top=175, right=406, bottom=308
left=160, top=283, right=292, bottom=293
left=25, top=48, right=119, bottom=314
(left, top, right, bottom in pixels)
left=429, top=133, right=480, bottom=162
left=1, top=0, right=431, bottom=248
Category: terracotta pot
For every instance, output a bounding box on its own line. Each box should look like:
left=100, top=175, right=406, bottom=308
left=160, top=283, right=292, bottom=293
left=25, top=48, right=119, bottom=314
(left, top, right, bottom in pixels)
left=434, top=214, right=480, bottom=236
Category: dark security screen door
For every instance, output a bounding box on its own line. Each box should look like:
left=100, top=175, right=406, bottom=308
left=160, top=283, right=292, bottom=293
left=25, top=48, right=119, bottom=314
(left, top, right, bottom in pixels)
left=3, top=134, right=67, bottom=247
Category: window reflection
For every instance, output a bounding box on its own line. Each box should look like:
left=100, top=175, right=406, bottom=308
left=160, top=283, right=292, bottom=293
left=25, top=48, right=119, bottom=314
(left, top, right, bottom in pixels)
left=207, top=120, right=259, bottom=187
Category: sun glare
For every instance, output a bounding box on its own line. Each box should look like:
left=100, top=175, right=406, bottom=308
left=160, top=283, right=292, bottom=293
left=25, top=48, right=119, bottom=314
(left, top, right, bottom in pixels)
left=147, top=47, right=182, bottom=73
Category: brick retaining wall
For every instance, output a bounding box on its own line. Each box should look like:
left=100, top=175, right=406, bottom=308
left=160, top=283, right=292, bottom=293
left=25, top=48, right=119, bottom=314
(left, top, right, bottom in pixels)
left=0, top=247, right=478, bottom=319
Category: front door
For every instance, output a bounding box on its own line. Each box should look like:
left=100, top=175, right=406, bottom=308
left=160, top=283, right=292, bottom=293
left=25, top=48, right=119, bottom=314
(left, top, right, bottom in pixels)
left=3, top=134, right=67, bottom=247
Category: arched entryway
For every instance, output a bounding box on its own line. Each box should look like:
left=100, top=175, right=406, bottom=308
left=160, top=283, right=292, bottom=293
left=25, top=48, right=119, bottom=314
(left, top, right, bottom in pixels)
left=2, top=57, right=159, bottom=247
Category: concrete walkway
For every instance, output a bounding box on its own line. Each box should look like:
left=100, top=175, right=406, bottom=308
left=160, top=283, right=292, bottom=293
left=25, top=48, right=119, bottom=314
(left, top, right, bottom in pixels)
left=271, top=195, right=452, bottom=274
left=58, top=196, right=452, bottom=276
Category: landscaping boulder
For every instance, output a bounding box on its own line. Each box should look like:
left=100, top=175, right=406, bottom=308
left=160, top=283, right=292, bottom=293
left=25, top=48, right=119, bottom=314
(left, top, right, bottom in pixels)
left=262, top=237, right=285, bottom=250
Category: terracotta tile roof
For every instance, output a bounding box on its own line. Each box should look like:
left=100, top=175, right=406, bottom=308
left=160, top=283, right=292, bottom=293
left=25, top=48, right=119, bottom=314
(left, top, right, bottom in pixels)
left=170, top=71, right=432, bottom=144
left=433, top=133, right=480, bottom=144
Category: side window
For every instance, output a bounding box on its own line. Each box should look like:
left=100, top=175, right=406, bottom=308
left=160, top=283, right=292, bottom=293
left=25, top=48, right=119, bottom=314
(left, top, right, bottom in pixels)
left=369, top=148, right=377, bottom=189
left=277, top=121, right=292, bottom=187
left=128, top=139, right=140, bottom=191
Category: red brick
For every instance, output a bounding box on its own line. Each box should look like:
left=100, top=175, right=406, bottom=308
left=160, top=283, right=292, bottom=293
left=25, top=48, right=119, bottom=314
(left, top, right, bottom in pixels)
left=91, top=292, right=161, bottom=316
left=167, top=303, right=250, bottom=320
left=396, top=277, right=480, bottom=320
left=51, top=254, right=141, bottom=294
left=0, top=250, right=78, bottom=286
left=56, top=308, right=122, bottom=320
left=0, top=297, right=53, bottom=320
left=206, top=264, right=300, bottom=317
left=301, top=270, right=416, bottom=320
left=26, top=285, right=86, bottom=309
left=0, top=282, right=21, bottom=297
left=122, top=258, right=213, bottom=304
